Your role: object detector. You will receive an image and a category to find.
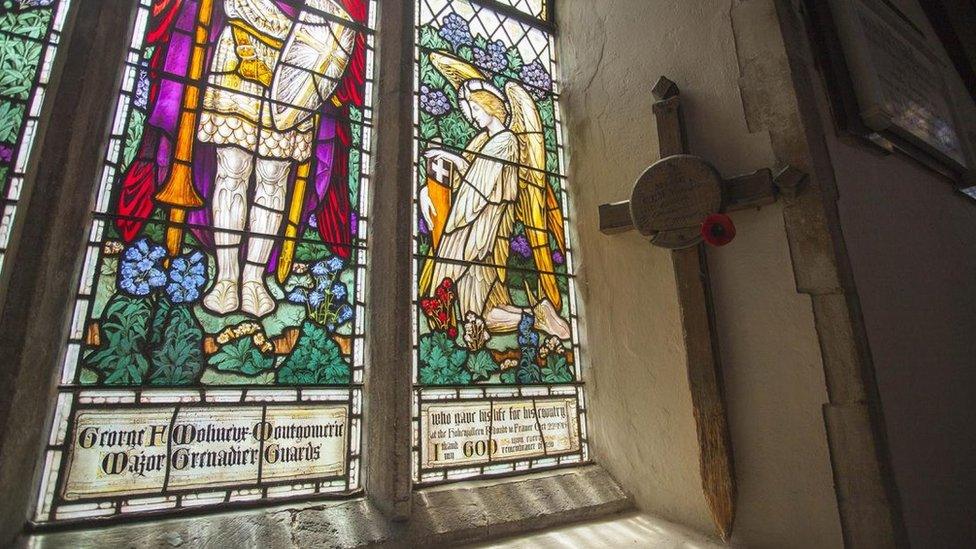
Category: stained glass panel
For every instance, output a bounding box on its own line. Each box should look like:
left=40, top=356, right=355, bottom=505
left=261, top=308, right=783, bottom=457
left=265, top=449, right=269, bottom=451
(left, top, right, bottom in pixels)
left=37, top=0, right=376, bottom=523
left=495, top=0, right=547, bottom=21
left=413, top=0, right=586, bottom=483
left=0, top=0, right=70, bottom=272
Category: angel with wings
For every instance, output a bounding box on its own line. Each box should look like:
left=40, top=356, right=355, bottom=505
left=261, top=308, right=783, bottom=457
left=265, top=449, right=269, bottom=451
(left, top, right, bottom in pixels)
left=418, top=52, right=570, bottom=339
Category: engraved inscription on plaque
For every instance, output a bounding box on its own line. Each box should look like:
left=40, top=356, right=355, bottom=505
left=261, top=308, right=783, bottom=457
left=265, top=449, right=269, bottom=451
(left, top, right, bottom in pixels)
left=629, top=155, right=723, bottom=249
left=829, top=0, right=969, bottom=169
left=60, top=403, right=348, bottom=501
left=420, top=397, right=581, bottom=469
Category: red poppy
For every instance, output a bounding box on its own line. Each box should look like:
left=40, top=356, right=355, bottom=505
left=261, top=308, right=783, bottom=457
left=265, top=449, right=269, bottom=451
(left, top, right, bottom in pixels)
left=420, top=298, right=439, bottom=316
left=701, top=213, right=736, bottom=246
left=420, top=277, right=460, bottom=335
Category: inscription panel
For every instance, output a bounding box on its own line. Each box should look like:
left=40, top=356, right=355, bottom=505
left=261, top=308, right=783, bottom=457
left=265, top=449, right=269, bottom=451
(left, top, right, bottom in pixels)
left=830, top=0, right=969, bottom=169
left=420, top=397, right=580, bottom=469
left=60, top=403, right=348, bottom=502
left=630, top=155, right=722, bottom=249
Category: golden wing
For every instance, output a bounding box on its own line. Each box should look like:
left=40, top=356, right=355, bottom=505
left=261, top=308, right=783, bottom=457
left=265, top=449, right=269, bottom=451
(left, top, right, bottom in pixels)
left=505, top=81, right=565, bottom=310
left=429, top=50, right=486, bottom=89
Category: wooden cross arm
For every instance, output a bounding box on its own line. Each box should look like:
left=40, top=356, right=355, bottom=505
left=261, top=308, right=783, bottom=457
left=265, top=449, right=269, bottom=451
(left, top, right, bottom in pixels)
left=598, top=164, right=805, bottom=235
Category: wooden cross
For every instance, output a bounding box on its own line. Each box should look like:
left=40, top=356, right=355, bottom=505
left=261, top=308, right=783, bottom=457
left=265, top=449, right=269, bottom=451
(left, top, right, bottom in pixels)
left=598, top=77, right=804, bottom=542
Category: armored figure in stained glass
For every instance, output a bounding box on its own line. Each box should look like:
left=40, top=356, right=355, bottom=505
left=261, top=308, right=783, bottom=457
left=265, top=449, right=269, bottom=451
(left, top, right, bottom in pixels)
left=118, top=0, right=367, bottom=318
left=197, top=0, right=353, bottom=316
left=72, top=0, right=371, bottom=389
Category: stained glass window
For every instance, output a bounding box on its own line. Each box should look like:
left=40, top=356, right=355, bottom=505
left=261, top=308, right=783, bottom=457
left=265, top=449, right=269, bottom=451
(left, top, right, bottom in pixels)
left=36, top=0, right=376, bottom=523
left=413, top=0, right=587, bottom=483
left=0, top=0, right=70, bottom=272
left=495, top=0, right=547, bottom=21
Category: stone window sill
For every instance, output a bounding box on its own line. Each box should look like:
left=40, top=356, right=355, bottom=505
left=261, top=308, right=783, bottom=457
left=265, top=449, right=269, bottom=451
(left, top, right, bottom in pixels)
left=24, top=465, right=632, bottom=547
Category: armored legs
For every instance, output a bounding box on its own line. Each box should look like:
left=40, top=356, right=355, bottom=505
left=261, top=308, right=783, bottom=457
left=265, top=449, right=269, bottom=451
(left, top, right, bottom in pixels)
left=203, top=147, right=289, bottom=317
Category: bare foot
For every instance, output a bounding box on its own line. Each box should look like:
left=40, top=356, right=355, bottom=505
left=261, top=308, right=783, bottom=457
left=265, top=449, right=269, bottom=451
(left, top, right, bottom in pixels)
left=241, top=280, right=275, bottom=317
left=533, top=299, right=570, bottom=339
left=203, top=280, right=239, bottom=315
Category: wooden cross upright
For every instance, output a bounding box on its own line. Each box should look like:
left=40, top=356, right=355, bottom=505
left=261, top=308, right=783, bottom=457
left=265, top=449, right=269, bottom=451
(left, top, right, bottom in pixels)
left=599, top=77, right=804, bottom=542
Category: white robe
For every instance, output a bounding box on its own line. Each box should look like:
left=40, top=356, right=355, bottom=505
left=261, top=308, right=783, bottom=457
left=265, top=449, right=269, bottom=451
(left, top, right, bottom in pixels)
left=430, top=130, right=519, bottom=317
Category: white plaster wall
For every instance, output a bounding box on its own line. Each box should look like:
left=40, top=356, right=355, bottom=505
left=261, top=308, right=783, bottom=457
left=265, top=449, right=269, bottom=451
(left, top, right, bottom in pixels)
left=558, top=1, right=842, bottom=546
left=805, top=1, right=976, bottom=545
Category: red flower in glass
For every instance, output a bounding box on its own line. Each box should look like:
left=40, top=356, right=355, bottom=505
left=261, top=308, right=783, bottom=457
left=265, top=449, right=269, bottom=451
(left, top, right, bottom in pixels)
left=421, top=278, right=458, bottom=335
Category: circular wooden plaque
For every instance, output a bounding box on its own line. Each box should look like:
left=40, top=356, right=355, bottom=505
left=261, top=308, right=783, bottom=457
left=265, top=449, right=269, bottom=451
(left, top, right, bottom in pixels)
left=629, top=155, right=723, bottom=249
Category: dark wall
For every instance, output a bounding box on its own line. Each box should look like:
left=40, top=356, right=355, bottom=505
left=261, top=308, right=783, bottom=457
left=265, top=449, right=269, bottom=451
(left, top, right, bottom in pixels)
left=813, top=1, right=976, bottom=545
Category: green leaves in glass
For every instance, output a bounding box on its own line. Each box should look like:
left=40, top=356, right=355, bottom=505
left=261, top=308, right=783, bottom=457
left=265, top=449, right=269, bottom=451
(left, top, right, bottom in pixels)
left=419, top=331, right=470, bottom=385
left=208, top=336, right=275, bottom=376
left=277, top=320, right=351, bottom=385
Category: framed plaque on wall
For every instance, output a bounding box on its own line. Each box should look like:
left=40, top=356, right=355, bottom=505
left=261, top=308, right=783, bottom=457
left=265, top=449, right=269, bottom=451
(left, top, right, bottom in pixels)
left=808, top=0, right=974, bottom=178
